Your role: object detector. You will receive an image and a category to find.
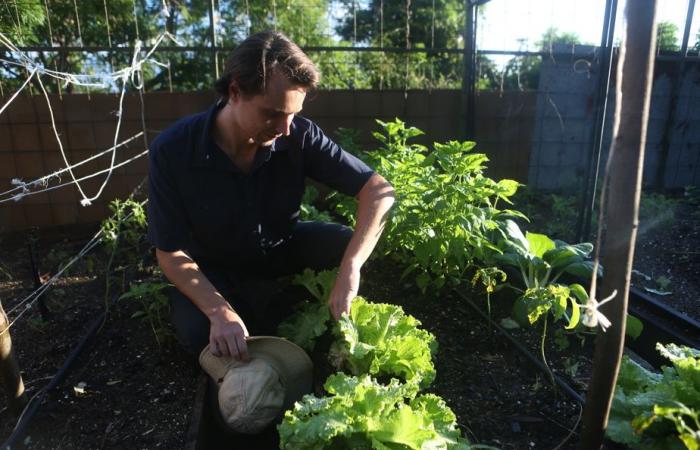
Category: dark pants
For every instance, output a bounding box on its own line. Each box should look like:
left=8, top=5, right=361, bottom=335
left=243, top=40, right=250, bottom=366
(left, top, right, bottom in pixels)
left=168, top=221, right=352, bottom=355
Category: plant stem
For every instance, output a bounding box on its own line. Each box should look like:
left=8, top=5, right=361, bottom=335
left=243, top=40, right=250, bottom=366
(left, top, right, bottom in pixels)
left=541, top=315, right=556, bottom=389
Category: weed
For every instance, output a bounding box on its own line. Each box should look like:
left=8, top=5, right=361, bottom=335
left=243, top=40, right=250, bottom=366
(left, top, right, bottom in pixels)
left=119, top=281, right=173, bottom=347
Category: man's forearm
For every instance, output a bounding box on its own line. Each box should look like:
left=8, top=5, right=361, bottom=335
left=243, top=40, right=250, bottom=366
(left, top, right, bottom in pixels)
left=156, top=249, right=233, bottom=319
left=340, top=173, right=395, bottom=273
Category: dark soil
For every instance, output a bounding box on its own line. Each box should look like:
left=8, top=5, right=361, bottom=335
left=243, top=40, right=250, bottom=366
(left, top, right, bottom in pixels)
left=0, top=229, right=198, bottom=450
left=1, top=227, right=587, bottom=450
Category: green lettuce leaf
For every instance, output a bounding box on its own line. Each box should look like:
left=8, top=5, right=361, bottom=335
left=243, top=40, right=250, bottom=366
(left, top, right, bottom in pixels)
left=279, top=374, right=471, bottom=450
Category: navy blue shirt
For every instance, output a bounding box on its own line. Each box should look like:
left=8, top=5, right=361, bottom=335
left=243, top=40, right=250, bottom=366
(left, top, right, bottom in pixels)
left=147, top=100, right=374, bottom=269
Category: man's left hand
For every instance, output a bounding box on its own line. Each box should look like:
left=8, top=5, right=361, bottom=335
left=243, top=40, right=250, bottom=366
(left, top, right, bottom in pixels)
left=329, top=266, right=360, bottom=320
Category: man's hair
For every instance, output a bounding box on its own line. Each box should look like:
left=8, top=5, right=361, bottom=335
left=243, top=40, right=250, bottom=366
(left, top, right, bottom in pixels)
left=214, top=31, right=320, bottom=98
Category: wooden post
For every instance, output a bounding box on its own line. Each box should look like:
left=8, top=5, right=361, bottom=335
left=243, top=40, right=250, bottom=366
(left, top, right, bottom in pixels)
left=578, top=1, right=658, bottom=449
left=0, top=301, right=28, bottom=415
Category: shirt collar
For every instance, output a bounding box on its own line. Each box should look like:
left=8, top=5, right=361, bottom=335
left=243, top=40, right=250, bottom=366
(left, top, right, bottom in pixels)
left=192, top=100, right=294, bottom=169
left=193, top=99, right=225, bottom=168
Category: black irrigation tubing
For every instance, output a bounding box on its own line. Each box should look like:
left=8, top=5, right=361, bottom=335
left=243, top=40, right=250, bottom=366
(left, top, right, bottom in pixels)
left=452, top=288, right=585, bottom=405
left=0, top=295, right=117, bottom=450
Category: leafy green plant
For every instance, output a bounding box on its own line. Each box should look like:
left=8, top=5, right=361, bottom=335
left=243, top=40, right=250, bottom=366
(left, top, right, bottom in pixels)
left=277, top=268, right=337, bottom=352
left=471, top=266, right=507, bottom=325
left=330, top=297, right=438, bottom=389
left=101, top=198, right=147, bottom=260
left=100, top=198, right=147, bottom=308
left=278, top=373, right=472, bottom=450
left=608, top=343, right=700, bottom=449
left=329, top=119, right=525, bottom=293
left=119, top=281, right=173, bottom=346
left=300, top=185, right=333, bottom=222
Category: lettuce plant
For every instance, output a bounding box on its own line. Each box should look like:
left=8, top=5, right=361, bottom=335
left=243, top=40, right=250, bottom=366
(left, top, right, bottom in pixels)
left=278, top=373, right=472, bottom=450
left=331, top=297, right=438, bottom=388
left=608, top=343, right=700, bottom=449
left=277, top=268, right=336, bottom=352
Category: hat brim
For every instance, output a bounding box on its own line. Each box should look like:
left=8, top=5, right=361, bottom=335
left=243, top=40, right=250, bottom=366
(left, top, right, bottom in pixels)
left=199, top=336, right=313, bottom=413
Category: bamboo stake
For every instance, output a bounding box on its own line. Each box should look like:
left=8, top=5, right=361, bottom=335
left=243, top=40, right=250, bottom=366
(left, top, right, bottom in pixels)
left=0, top=300, right=28, bottom=415
left=578, top=1, right=658, bottom=449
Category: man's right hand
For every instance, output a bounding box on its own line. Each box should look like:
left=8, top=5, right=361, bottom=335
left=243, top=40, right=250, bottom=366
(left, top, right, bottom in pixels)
left=208, top=306, right=250, bottom=361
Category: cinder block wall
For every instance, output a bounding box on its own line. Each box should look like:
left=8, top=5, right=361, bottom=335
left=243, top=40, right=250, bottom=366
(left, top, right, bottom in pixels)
left=0, top=90, right=536, bottom=232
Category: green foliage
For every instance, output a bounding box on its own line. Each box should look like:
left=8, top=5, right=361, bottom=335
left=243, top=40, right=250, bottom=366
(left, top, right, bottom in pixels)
left=277, top=268, right=336, bottom=352
left=608, top=343, right=700, bottom=449
left=491, top=221, right=600, bottom=332
left=300, top=186, right=333, bottom=222
left=278, top=373, right=472, bottom=450
left=119, top=281, right=173, bottom=346
left=640, top=192, right=679, bottom=229
left=330, top=297, right=438, bottom=388
left=656, top=21, right=680, bottom=52
left=330, top=119, right=524, bottom=293
left=101, top=198, right=147, bottom=262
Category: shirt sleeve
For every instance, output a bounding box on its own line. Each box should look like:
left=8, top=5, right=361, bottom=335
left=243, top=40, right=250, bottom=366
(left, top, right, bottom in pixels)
left=146, top=139, right=191, bottom=252
left=302, top=119, right=375, bottom=197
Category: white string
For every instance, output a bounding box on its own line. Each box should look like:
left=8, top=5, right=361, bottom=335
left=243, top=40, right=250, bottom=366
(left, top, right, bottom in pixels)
left=0, top=149, right=148, bottom=205
left=1, top=199, right=149, bottom=334
left=0, top=31, right=176, bottom=207
left=3, top=232, right=103, bottom=323
left=0, top=66, right=37, bottom=117
left=0, top=132, right=144, bottom=201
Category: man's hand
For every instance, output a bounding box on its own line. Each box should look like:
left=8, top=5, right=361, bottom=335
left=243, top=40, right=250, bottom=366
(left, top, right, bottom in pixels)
left=208, top=306, right=250, bottom=361
left=329, top=266, right=360, bottom=320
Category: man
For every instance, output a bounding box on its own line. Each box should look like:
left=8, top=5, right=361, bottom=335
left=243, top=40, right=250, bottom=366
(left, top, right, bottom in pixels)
left=147, top=31, right=395, bottom=361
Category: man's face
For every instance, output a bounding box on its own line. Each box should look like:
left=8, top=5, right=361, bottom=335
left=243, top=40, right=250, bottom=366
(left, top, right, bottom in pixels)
left=230, top=70, right=307, bottom=147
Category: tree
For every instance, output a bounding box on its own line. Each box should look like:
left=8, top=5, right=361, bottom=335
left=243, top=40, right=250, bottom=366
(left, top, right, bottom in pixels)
left=656, top=21, right=679, bottom=51
left=334, top=0, right=467, bottom=89
left=0, top=0, right=339, bottom=93
left=493, top=28, right=582, bottom=92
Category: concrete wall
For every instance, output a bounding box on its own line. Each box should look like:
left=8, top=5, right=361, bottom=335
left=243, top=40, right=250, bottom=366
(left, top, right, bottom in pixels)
left=528, top=44, right=700, bottom=190
left=0, top=90, right=536, bottom=232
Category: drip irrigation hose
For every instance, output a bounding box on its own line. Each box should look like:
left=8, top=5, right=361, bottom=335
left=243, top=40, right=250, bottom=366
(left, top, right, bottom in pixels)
left=0, top=297, right=116, bottom=450
left=452, top=289, right=585, bottom=404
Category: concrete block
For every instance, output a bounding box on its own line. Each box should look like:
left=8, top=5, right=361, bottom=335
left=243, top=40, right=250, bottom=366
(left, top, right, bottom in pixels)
left=541, top=118, right=566, bottom=143
left=7, top=95, right=34, bottom=123
left=405, top=91, right=429, bottom=118
left=33, top=94, right=65, bottom=123
left=13, top=124, right=42, bottom=151
left=380, top=91, right=406, bottom=119
left=326, top=91, right=355, bottom=118
left=0, top=205, right=27, bottom=231
left=24, top=204, right=54, bottom=227
left=39, top=124, right=67, bottom=151
left=61, top=95, right=94, bottom=122
left=302, top=91, right=330, bottom=119
left=89, top=94, right=121, bottom=121
left=431, top=90, right=461, bottom=117
left=77, top=202, right=110, bottom=224
left=565, top=93, right=592, bottom=119
left=353, top=91, right=382, bottom=118
left=66, top=122, right=96, bottom=150
left=0, top=153, right=16, bottom=179
left=542, top=93, right=568, bottom=118
left=0, top=124, right=13, bottom=151
left=51, top=203, right=79, bottom=226
left=562, top=119, right=588, bottom=143
left=645, top=119, right=667, bottom=145
left=14, top=152, right=46, bottom=178
left=648, top=95, right=671, bottom=120
left=48, top=185, right=78, bottom=204
left=677, top=143, right=699, bottom=166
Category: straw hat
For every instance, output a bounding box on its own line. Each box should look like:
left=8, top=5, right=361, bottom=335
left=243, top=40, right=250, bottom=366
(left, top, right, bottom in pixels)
left=199, top=336, right=312, bottom=434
